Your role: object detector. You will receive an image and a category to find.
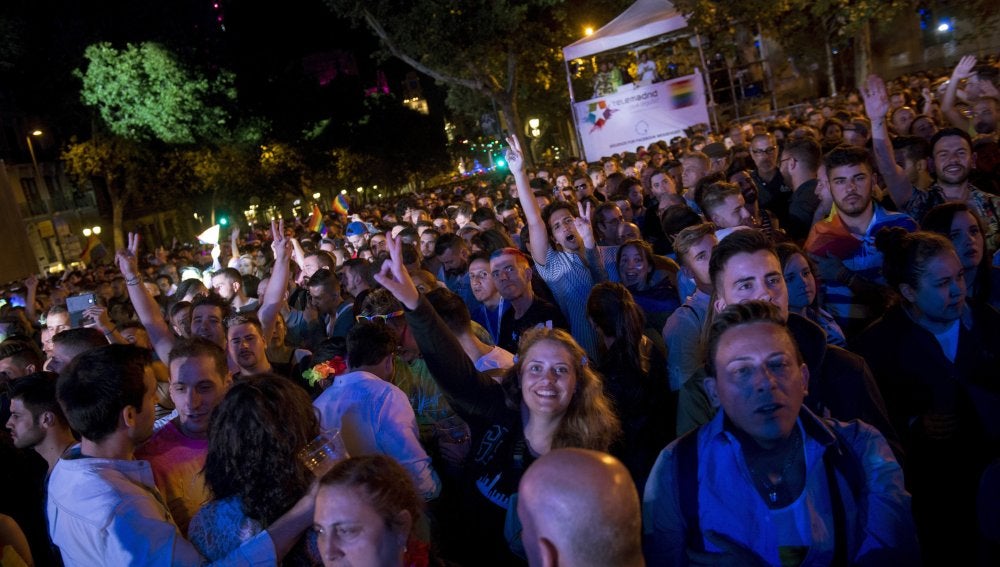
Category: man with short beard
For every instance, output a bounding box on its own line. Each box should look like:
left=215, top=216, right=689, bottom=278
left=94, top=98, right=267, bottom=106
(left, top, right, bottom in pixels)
left=225, top=315, right=272, bottom=378
left=864, top=76, right=1000, bottom=248
left=135, top=339, right=232, bottom=535
left=804, top=145, right=917, bottom=335
left=434, top=233, right=481, bottom=312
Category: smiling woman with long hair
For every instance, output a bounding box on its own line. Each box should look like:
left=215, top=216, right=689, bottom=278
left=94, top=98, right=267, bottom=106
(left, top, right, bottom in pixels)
left=373, top=232, right=620, bottom=566
left=189, top=374, right=321, bottom=565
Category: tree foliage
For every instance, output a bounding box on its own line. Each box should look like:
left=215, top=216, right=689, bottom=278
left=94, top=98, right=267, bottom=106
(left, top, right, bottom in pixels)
left=62, top=134, right=151, bottom=250
left=77, top=42, right=235, bottom=144
left=325, top=0, right=630, bottom=164
left=673, top=0, right=912, bottom=89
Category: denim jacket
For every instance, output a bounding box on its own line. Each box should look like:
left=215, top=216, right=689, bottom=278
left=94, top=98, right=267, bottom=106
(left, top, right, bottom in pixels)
left=642, top=408, right=919, bottom=566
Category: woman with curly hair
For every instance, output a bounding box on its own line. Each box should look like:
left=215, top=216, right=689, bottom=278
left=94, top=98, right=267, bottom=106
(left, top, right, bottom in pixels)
left=586, top=282, right=674, bottom=491
left=189, top=374, right=321, bottom=565
left=374, top=231, right=620, bottom=566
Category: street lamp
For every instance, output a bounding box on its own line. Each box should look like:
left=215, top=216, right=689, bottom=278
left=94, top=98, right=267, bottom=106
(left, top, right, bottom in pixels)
left=92, top=226, right=101, bottom=235
left=584, top=26, right=594, bottom=36
left=526, top=118, right=543, bottom=163
left=312, top=192, right=321, bottom=200
left=83, top=228, right=91, bottom=237
left=82, top=226, right=100, bottom=237
left=26, top=130, right=50, bottom=197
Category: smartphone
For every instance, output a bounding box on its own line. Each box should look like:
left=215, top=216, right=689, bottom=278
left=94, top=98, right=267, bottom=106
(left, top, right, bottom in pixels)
left=66, top=292, right=97, bottom=327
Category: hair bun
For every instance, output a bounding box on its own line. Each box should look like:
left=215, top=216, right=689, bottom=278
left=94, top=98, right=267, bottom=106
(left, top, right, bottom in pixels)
left=874, top=226, right=909, bottom=255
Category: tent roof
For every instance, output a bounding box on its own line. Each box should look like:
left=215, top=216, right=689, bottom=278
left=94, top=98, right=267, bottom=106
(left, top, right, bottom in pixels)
left=563, top=0, right=688, bottom=61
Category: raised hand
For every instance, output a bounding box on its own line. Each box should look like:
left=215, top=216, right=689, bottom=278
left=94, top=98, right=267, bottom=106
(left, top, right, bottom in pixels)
left=371, top=232, right=420, bottom=310
left=83, top=305, right=114, bottom=334
left=24, top=274, right=38, bottom=292
left=861, top=75, right=890, bottom=122
left=574, top=201, right=596, bottom=248
left=951, top=55, right=977, bottom=81
left=505, top=134, right=526, bottom=175
left=116, top=232, right=141, bottom=279
left=270, top=219, right=291, bottom=261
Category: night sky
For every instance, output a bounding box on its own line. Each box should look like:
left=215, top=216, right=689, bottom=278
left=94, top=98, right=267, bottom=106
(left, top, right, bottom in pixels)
left=0, top=0, right=447, bottom=161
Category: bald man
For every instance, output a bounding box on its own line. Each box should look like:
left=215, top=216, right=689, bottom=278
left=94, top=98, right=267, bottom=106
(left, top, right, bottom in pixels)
left=517, top=448, right=644, bottom=567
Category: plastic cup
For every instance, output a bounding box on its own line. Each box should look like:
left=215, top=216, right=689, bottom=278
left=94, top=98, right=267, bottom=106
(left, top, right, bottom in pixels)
left=298, top=429, right=349, bottom=478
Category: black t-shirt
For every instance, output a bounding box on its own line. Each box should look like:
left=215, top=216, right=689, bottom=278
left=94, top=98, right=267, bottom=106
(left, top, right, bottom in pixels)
left=497, top=298, right=569, bottom=353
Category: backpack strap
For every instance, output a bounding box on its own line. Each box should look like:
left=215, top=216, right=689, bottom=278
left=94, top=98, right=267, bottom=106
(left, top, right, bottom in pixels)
left=822, top=426, right=865, bottom=566
left=674, top=429, right=703, bottom=553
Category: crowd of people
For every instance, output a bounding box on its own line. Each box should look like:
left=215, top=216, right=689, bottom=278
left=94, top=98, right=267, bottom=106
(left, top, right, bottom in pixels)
left=1, top=53, right=1000, bottom=566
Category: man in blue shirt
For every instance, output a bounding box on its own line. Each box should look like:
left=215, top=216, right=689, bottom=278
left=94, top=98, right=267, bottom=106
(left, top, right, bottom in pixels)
left=643, top=302, right=918, bottom=566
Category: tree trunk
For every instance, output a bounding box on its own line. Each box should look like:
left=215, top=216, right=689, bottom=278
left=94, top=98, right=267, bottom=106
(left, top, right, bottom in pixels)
left=497, top=94, right=534, bottom=168
left=824, top=36, right=838, bottom=97
left=111, top=194, right=125, bottom=252
left=854, top=20, right=872, bottom=90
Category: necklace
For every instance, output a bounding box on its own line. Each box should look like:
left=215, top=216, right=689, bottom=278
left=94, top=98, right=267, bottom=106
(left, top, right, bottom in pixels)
left=746, top=431, right=802, bottom=506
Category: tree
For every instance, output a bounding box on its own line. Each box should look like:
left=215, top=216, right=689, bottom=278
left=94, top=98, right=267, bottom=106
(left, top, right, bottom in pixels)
left=673, top=0, right=912, bottom=93
left=62, top=134, right=151, bottom=251
left=73, top=41, right=244, bottom=245
left=77, top=42, right=235, bottom=144
left=327, top=0, right=602, bottom=166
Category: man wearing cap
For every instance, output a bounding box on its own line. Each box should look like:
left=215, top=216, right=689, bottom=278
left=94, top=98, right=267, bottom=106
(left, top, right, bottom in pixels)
left=703, top=142, right=730, bottom=174
left=345, top=221, right=370, bottom=257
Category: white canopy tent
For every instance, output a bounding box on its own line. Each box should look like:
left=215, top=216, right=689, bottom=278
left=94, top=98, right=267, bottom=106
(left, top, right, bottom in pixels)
left=562, top=0, right=690, bottom=63
left=561, top=0, right=718, bottom=160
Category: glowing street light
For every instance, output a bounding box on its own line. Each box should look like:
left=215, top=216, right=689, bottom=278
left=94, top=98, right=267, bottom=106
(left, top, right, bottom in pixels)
left=584, top=26, right=594, bottom=36
left=92, top=226, right=101, bottom=235
left=83, top=228, right=91, bottom=237
left=340, top=189, right=347, bottom=195
left=312, top=192, right=321, bottom=200
left=528, top=118, right=540, bottom=129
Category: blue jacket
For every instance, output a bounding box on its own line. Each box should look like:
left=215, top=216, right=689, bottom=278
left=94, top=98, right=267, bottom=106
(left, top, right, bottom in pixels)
left=642, top=407, right=919, bottom=566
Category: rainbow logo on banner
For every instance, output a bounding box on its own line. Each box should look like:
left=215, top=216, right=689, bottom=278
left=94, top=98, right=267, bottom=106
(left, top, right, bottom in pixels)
left=333, top=194, right=350, bottom=215
left=586, top=100, right=618, bottom=133
left=670, top=79, right=695, bottom=109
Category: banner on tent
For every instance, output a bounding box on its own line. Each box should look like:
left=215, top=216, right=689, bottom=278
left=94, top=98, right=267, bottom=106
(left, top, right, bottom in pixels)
left=574, top=70, right=709, bottom=161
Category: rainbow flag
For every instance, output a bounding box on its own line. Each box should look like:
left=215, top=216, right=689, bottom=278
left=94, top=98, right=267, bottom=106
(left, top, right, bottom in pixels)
left=670, top=78, right=695, bottom=109
left=306, top=203, right=323, bottom=233
left=79, top=234, right=104, bottom=263
left=332, top=194, right=350, bottom=215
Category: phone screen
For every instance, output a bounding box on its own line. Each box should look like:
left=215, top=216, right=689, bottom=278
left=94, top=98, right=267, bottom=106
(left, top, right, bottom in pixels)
left=67, top=293, right=97, bottom=327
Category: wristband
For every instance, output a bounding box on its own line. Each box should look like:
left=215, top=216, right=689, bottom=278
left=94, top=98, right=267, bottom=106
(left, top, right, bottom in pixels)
left=125, top=276, right=141, bottom=286
left=104, top=327, right=117, bottom=336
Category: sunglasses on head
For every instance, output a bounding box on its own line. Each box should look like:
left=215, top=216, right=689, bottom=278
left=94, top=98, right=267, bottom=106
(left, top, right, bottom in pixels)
left=355, top=310, right=405, bottom=324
